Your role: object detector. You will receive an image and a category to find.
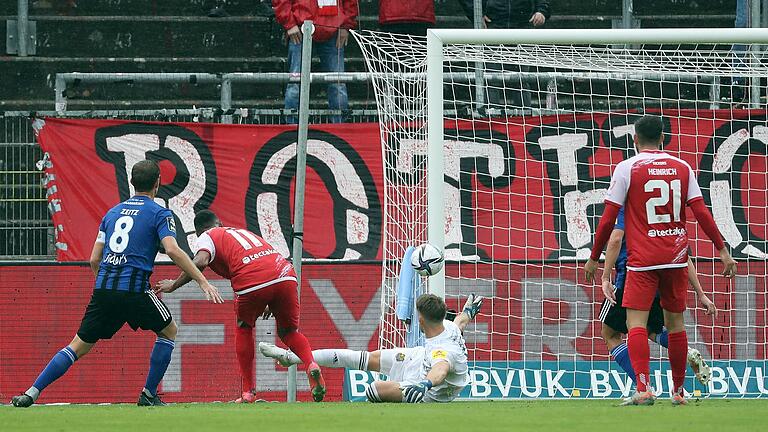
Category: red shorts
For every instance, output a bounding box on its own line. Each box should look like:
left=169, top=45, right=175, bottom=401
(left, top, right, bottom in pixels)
left=622, top=267, right=688, bottom=313
left=234, top=280, right=300, bottom=331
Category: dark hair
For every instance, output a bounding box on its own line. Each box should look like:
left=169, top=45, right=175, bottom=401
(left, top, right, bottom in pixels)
left=634, top=115, right=663, bottom=147
left=194, top=209, right=220, bottom=234
left=416, top=294, right=447, bottom=324
left=130, top=160, right=161, bottom=193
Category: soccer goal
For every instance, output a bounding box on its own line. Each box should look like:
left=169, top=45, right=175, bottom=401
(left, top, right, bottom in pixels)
left=353, top=28, right=768, bottom=399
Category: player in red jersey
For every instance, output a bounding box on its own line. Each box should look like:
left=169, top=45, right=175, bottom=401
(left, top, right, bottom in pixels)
left=585, top=115, right=737, bottom=406
left=155, top=210, right=325, bottom=403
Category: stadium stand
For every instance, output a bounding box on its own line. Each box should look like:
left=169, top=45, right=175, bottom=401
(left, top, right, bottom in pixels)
left=1, top=0, right=739, bottom=111
left=0, top=0, right=745, bottom=261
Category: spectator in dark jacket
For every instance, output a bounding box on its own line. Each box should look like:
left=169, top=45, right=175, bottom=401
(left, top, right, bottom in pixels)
left=379, top=0, right=435, bottom=36
left=272, top=0, right=359, bottom=123
left=459, top=0, right=550, bottom=29
left=459, top=0, right=551, bottom=111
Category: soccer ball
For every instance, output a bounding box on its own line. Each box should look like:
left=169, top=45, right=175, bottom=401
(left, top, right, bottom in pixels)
left=410, top=243, right=445, bottom=276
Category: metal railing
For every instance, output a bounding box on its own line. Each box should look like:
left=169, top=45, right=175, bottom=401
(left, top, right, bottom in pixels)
left=0, top=129, right=51, bottom=258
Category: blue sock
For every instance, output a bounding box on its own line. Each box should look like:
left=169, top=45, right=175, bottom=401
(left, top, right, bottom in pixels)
left=611, top=343, right=636, bottom=384
left=655, top=329, right=669, bottom=348
left=144, top=338, right=175, bottom=396
left=30, top=347, right=78, bottom=399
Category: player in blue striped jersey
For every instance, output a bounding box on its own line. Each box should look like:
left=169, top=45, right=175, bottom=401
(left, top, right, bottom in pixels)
left=586, top=206, right=716, bottom=395
left=11, top=160, right=223, bottom=408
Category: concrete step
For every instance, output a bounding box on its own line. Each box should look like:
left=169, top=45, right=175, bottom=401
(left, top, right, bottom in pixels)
left=1, top=14, right=734, bottom=59
left=634, top=0, right=735, bottom=15
left=0, top=0, right=735, bottom=18
left=2, top=16, right=472, bottom=58
left=0, top=0, right=283, bottom=17
left=0, top=0, right=470, bottom=17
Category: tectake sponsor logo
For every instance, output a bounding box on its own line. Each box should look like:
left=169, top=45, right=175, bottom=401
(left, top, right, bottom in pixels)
left=647, top=227, right=686, bottom=238
left=242, top=249, right=279, bottom=264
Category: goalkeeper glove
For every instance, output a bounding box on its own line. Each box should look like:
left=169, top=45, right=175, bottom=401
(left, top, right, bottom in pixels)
left=462, top=293, right=484, bottom=320
left=402, top=380, right=432, bottom=403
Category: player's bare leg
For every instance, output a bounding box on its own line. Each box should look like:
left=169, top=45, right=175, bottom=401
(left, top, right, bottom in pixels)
left=664, top=310, right=689, bottom=405
left=621, top=308, right=656, bottom=406
left=364, top=381, right=403, bottom=403
left=601, top=325, right=624, bottom=351
left=12, top=335, right=94, bottom=408
left=68, top=334, right=96, bottom=358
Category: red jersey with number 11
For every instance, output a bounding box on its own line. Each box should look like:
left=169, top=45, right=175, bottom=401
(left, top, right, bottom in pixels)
left=195, top=226, right=297, bottom=294
left=604, top=150, right=703, bottom=271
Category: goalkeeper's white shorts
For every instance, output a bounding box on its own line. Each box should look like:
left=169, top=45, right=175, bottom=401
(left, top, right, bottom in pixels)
left=379, top=347, right=464, bottom=402
left=380, top=347, right=424, bottom=384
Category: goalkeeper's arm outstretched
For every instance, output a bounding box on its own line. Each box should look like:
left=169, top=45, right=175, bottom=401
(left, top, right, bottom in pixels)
left=259, top=293, right=483, bottom=403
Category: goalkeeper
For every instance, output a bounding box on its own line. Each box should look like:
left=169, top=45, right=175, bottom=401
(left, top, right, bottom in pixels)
left=260, top=293, right=483, bottom=403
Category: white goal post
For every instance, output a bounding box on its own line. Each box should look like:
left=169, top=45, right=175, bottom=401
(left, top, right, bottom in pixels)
left=354, top=27, right=768, bottom=399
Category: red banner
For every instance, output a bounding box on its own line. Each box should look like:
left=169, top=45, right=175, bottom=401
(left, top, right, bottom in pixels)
left=36, top=118, right=384, bottom=261
left=1, top=262, right=765, bottom=403
left=35, top=112, right=768, bottom=263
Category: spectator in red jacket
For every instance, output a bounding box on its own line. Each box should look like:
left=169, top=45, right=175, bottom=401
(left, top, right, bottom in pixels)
left=272, top=0, right=358, bottom=123
left=379, top=0, right=435, bottom=36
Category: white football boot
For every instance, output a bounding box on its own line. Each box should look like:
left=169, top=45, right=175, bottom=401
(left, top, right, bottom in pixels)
left=620, top=390, right=656, bottom=406
left=687, top=348, right=711, bottom=386
left=258, top=342, right=301, bottom=367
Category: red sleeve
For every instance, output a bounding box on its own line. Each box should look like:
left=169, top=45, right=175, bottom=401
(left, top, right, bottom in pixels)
left=342, top=0, right=359, bottom=29
left=590, top=202, right=621, bottom=261
left=272, top=0, right=297, bottom=30
left=689, top=198, right=726, bottom=251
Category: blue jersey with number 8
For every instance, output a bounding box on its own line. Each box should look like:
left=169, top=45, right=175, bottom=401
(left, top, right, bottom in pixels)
left=94, top=195, right=177, bottom=292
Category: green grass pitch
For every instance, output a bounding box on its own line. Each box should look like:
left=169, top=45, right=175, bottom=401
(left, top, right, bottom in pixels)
left=1, top=400, right=765, bottom=432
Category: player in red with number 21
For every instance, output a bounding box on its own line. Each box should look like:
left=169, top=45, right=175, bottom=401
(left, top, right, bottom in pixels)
left=584, top=115, right=737, bottom=406
left=155, top=210, right=326, bottom=403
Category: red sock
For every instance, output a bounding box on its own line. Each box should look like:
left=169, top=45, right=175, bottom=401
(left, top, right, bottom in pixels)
left=668, top=330, right=688, bottom=395
left=627, top=327, right=651, bottom=392
left=280, top=331, right=315, bottom=371
left=235, top=326, right=255, bottom=392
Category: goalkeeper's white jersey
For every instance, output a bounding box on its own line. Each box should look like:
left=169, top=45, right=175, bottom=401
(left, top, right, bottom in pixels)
left=421, top=320, right=470, bottom=402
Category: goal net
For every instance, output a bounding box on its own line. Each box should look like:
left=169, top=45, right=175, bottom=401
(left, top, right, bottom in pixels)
left=353, top=28, right=768, bottom=399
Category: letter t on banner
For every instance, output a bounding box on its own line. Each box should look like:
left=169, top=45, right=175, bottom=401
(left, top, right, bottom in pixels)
left=287, top=20, right=314, bottom=403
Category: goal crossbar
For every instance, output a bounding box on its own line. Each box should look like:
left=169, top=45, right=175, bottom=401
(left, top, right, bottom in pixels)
left=427, top=27, right=768, bottom=45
